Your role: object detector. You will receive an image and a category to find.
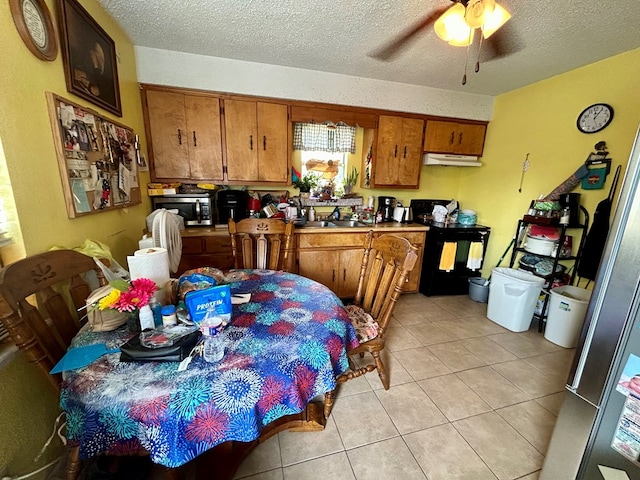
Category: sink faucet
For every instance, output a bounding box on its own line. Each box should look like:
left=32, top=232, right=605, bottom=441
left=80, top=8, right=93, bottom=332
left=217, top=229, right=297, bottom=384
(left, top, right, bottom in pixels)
left=331, top=206, right=341, bottom=221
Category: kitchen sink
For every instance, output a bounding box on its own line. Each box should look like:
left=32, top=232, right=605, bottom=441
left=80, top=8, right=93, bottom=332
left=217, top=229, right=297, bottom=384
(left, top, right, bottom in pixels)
left=299, top=220, right=337, bottom=228
left=332, top=220, right=367, bottom=227
left=297, top=219, right=367, bottom=228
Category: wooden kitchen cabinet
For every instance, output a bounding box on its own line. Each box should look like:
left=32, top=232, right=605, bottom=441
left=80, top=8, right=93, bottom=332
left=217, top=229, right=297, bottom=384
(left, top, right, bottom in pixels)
left=144, top=89, right=224, bottom=182
left=224, top=99, right=289, bottom=184
left=297, top=232, right=367, bottom=298
left=372, top=115, right=424, bottom=188
left=177, top=234, right=234, bottom=276
left=424, top=120, right=487, bottom=156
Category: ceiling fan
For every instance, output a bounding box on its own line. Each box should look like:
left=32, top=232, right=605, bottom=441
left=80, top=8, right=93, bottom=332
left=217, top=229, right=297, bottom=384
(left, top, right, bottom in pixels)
left=370, top=0, right=515, bottom=84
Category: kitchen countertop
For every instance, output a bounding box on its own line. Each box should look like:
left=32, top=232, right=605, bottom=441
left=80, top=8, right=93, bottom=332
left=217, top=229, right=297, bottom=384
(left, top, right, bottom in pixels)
left=182, top=222, right=429, bottom=237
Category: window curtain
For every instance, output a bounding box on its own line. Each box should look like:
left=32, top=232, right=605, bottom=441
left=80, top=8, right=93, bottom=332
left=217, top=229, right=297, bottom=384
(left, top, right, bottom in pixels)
left=293, top=122, right=356, bottom=153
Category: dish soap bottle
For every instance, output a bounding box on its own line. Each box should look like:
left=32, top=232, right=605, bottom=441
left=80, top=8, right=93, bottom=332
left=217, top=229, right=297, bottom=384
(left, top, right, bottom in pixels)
left=308, top=206, right=316, bottom=222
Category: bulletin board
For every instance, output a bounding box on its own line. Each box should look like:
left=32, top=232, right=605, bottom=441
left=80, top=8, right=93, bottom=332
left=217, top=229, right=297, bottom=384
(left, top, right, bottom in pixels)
left=46, top=92, right=141, bottom=218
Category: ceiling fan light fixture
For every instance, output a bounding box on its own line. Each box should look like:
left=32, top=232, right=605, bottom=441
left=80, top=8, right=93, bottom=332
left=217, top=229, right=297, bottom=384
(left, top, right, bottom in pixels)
left=464, top=0, right=496, bottom=28
left=480, top=2, right=511, bottom=39
left=434, top=3, right=471, bottom=44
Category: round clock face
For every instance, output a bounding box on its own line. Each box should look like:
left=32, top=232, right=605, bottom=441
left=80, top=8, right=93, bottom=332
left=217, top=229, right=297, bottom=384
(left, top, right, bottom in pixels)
left=577, top=103, right=614, bottom=134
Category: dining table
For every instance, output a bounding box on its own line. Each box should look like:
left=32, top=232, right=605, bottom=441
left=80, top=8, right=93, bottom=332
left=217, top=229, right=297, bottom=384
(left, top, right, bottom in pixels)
left=60, top=269, right=359, bottom=479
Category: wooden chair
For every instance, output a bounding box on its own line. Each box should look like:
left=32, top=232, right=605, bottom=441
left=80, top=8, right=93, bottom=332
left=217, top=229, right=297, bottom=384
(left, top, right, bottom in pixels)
left=0, top=250, right=106, bottom=480
left=228, top=218, right=295, bottom=272
left=335, top=232, right=418, bottom=391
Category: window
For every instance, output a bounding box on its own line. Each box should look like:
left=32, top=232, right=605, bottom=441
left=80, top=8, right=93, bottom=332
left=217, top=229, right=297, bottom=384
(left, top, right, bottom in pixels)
left=293, top=122, right=356, bottom=192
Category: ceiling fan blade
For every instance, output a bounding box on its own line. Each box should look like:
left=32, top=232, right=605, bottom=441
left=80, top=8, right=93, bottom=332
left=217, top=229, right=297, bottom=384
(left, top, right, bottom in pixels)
left=369, top=6, right=449, bottom=61
left=481, top=23, right=523, bottom=61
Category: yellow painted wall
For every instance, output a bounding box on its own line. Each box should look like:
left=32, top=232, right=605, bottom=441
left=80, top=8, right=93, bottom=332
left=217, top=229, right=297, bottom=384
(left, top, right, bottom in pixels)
left=0, top=0, right=150, bottom=267
left=0, top=1, right=149, bottom=477
left=459, top=48, right=640, bottom=277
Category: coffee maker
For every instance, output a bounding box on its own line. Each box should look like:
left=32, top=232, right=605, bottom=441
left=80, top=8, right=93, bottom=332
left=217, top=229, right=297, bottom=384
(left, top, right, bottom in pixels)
left=377, top=196, right=396, bottom=222
left=217, top=190, right=248, bottom=224
left=559, top=193, right=581, bottom=226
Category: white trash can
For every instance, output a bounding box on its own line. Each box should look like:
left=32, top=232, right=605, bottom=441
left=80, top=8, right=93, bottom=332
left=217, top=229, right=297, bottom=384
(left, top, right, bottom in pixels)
left=544, top=285, right=592, bottom=348
left=487, top=268, right=545, bottom=332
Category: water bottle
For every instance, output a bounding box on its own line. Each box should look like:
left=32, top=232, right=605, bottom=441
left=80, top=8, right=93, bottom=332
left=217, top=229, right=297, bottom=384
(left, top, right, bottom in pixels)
left=203, top=336, right=224, bottom=363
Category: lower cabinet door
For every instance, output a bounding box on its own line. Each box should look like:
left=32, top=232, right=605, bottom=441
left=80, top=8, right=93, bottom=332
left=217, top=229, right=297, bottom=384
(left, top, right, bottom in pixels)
left=337, top=249, right=363, bottom=298
left=298, top=250, right=340, bottom=293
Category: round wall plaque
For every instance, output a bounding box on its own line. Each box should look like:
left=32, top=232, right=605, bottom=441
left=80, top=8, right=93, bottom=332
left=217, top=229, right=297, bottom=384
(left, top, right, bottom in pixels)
left=10, top=0, right=58, bottom=61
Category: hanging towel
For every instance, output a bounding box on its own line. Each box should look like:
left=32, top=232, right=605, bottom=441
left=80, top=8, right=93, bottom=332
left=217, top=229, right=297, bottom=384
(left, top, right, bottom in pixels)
left=467, top=242, right=484, bottom=271
left=439, top=242, right=457, bottom=272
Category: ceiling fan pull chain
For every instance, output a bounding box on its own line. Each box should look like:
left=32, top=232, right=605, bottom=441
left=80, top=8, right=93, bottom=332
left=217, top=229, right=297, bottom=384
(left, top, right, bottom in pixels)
left=462, top=31, right=473, bottom=85
left=475, top=34, right=484, bottom=73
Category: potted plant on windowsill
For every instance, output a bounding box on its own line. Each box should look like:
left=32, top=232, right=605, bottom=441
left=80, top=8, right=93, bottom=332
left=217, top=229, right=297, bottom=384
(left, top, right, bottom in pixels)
left=293, top=172, right=320, bottom=197
left=343, top=167, right=359, bottom=196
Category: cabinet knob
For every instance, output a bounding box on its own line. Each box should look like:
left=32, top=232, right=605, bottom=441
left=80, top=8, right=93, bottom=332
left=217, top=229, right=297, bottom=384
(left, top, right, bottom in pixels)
left=193, top=131, right=197, bottom=147
left=250, top=135, right=253, bottom=150
left=263, top=135, right=266, bottom=150
left=332, top=270, right=335, bottom=282
left=177, top=128, right=182, bottom=145
left=394, top=145, right=398, bottom=157
left=403, top=146, right=407, bottom=158
left=343, top=269, right=346, bottom=282
left=449, top=131, right=455, bottom=144
left=458, top=132, right=463, bottom=145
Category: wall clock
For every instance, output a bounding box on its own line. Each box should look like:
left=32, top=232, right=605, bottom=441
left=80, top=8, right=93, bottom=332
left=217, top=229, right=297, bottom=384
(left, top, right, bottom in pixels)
left=9, top=0, right=58, bottom=61
left=577, top=103, right=614, bottom=134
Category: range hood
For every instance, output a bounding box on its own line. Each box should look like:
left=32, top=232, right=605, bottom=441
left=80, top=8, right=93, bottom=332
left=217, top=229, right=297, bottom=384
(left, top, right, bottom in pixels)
left=423, top=153, right=482, bottom=167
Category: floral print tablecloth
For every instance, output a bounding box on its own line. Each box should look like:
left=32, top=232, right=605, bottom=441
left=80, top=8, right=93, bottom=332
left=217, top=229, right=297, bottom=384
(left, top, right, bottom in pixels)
left=61, top=270, right=358, bottom=468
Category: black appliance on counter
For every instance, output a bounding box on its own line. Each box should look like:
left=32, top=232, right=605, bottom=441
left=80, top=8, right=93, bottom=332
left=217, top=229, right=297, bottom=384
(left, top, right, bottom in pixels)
left=217, top=190, right=248, bottom=224
left=377, top=196, right=396, bottom=222
left=410, top=199, right=491, bottom=296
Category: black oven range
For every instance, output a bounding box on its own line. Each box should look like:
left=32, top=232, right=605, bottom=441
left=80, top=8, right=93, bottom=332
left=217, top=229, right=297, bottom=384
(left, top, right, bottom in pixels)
left=410, top=199, right=491, bottom=296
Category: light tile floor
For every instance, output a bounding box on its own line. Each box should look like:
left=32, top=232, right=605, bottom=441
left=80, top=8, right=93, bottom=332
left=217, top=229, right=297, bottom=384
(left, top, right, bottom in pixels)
left=233, top=293, right=575, bottom=480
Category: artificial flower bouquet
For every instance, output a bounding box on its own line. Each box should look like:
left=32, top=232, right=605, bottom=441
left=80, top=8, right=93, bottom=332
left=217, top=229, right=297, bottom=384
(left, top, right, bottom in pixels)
left=87, top=278, right=158, bottom=332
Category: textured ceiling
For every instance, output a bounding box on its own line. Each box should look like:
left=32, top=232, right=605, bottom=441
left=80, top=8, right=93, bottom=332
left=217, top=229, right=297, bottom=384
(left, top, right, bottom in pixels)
left=97, top=0, right=640, bottom=96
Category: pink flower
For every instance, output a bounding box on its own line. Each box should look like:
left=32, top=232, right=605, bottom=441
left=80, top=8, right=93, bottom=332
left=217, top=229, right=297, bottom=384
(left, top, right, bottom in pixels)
left=111, top=277, right=158, bottom=312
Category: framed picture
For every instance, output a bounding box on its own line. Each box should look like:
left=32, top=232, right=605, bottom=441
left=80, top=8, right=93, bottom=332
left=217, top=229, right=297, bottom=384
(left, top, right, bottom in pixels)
left=58, top=0, right=122, bottom=116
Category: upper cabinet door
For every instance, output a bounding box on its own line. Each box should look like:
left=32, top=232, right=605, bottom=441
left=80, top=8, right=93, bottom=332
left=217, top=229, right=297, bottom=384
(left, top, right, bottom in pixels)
left=146, top=90, right=190, bottom=180
left=424, top=120, right=487, bottom=156
left=455, top=123, right=486, bottom=155
left=256, top=102, right=288, bottom=183
left=374, top=115, right=403, bottom=185
left=224, top=99, right=259, bottom=182
left=184, top=95, right=224, bottom=181
left=225, top=99, right=289, bottom=184
left=398, top=117, right=424, bottom=188
left=145, top=89, right=224, bottom=182
left=373, top=115, right=423, bottom=188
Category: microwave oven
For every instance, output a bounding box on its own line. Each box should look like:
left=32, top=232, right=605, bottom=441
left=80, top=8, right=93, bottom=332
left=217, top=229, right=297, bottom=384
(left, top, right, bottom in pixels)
left=151, top=193, right=215, bottom=226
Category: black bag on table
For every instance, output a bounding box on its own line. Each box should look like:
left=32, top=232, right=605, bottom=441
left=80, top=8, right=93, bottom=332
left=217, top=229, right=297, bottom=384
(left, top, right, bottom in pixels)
left=120, top=329, right=202, bottom=362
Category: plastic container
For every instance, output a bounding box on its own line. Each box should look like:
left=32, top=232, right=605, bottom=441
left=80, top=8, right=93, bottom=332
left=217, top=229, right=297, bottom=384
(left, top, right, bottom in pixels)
left=203, top=335, right=225, bottom=363
left=487, top=268, right=545, bottom=332
left=544, top=285, right=592, bottom=348
left=469, top=277, right=489, bottom=303
left=458, top=209, right=477, bottom=225
left=161, top=304, right=177, bottom=327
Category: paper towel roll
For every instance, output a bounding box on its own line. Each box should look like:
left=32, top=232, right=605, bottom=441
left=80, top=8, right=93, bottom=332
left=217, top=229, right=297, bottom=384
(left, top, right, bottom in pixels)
left=127, top=248, right=170, bottom=303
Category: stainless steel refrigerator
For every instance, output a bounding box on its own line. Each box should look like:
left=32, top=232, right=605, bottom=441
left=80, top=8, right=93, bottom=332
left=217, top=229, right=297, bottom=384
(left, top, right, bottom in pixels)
left=541, top=126, right=640, bottom=479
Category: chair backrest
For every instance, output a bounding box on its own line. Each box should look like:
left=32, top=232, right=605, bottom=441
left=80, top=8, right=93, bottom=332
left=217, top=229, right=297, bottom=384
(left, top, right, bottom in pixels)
left=354, top=232, right=419, bottom=338
left=228, top=218, right=295, bottom=271
left=0, top=250, right=105, bottom=390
